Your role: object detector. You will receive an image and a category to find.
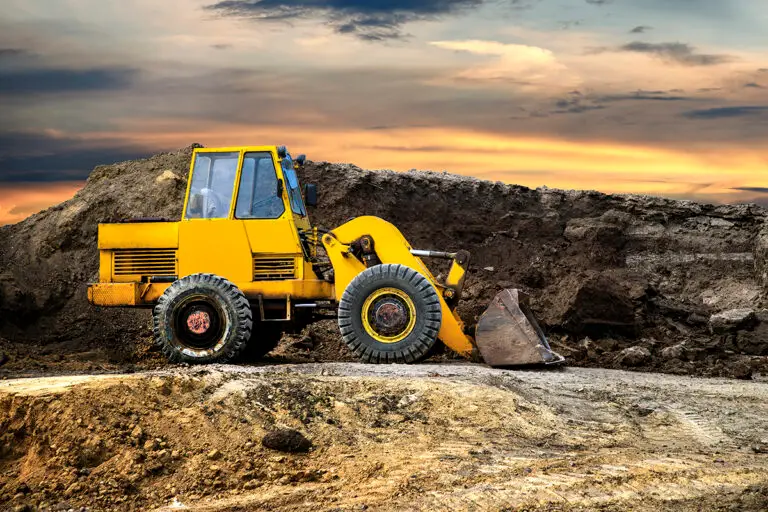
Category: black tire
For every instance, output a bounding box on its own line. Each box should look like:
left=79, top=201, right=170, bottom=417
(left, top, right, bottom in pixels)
left=338, top=264, right=442, bottom=363
left=153, top=273, right=252, bottom=364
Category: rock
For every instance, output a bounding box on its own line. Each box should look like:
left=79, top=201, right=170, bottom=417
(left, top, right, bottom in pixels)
left=618, top=346, right=651, bottom=367
left=130, top=426, right=143, bottom=439
left=543, top=272, right=640, bottom=335
left=143, top=439, right=159, bottom=451
left=660, top=343, right=686, bottom=360
left=709, top=309, right=756, bottom=334
left=0, top=351, right=8, bottom=367
left=155, top=170, right=181, bottom=184
left=206, top=449, right=222, bottom=460
left=262, top=429, right=312, bottom=453
left=730, top=360, right=753, bottom=380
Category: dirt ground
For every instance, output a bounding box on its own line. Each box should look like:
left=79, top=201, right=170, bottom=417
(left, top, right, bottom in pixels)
left=1, top=363, right=766, bottom=512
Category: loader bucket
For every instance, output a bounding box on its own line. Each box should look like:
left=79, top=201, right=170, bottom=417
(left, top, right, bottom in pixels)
left=475, top=288, right=565, bottom=367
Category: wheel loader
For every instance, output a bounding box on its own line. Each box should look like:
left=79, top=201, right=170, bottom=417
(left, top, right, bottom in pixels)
left=87, top=145, right=563, bottom=367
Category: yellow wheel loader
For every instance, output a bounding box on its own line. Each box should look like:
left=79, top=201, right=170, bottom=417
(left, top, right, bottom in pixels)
left=87, top=145, right=563, bottom=367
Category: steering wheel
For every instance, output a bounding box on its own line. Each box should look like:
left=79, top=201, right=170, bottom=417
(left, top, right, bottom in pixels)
left=201, top=188, right=226, bottom=218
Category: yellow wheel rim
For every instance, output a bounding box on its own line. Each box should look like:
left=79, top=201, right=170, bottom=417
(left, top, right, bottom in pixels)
left=361, top=287, right=417, bottom=343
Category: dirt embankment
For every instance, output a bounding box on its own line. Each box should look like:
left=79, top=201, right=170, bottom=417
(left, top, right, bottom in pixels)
left=1, top=364, right=767, bottom=511
left=1, top=146, right=767, bottom=377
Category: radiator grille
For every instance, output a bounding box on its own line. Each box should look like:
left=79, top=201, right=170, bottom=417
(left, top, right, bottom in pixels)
left=113, top=249, right=177, bottom=277
left=253, top=255, right=296, bottom=280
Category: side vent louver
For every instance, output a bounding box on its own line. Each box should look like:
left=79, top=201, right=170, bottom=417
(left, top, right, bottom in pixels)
left=113, top=248, right=177, bottom=277
left=253, top=255, right=296, bottom=280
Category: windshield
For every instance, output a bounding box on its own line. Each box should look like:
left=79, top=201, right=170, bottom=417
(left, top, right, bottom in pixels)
left=186, top=152, right=239, bottom=219
left=281, top=156, right=307, bottom=216
left=235, top=152, right=285, bottom=219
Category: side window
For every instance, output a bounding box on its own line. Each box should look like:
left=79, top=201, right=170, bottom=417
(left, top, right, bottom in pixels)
left=235, top=152, right=285, bottom=219
left=282, top=157, right=307, bottom=216
left=186, top=152, right=239, bottom=219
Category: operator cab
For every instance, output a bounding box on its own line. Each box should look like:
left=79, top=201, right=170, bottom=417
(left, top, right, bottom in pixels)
left=183, top=146, right=315, bottom=226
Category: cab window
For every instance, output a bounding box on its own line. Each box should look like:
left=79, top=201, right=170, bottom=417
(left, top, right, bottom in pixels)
left=186, top=152, right=239, bottom=219
left=235, top=152, right=285, bottom=219
left=281, top=157, right=307, bottom=216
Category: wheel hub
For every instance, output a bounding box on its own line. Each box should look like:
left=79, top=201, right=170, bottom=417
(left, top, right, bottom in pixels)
left=186, top=310, right=211, bottom=334
left=361, top=287, right=417, bottom=343
left=371, top=299, right=409, bottom=336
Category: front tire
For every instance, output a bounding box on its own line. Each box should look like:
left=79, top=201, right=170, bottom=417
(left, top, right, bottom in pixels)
left=338, top=264, right=442, bottom=363
left=153, top=273, right=252, bottom=364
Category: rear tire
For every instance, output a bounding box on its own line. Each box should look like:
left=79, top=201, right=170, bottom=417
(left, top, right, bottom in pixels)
left=338, top=264, right=442, bottom=363
left=153, top=273, right=252, bottom=364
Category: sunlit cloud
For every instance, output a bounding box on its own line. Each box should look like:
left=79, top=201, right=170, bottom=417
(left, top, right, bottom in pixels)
left=0, top=182, right=82, bottom=225
left=429, top=39, right=579, bottom=90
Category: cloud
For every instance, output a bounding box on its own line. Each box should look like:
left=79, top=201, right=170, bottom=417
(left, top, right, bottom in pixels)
left=204, top=0, right=483, bottom=41
left=211, top=43, right=233, bottom=50
left=0, top=48, right=26, bottom=57
left=682, top=106, right=768, bottom=119
left=585, top=0, right=612, bottom=5
left=592, top=41, right=735, bottom=66
left=430, top=39, right=577, bottom=88
left=546, top=89, right=700, bottom=116
left=599, top=92, right=698, bottom=102
left=0, top=67, right=138, bottom=94
left=732, top=187, right=768, bottom=193
left=0, top=131, right=157, bottom=182
left=629, top=26, right=652, bottom=34
left=744, top=82, right=764, bottom=88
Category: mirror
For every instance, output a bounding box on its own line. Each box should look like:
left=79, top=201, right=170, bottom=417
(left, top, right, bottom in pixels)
left=304, top=183, right=318, bottom=207
left=277, top=179, right=284, bottom=198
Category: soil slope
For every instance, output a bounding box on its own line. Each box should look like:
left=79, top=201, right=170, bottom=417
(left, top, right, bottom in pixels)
left=1, top=146, right=767, bottom=377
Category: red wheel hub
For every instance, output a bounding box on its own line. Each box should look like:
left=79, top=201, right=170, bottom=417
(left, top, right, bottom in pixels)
left=187, top=310, right=211, bottom=334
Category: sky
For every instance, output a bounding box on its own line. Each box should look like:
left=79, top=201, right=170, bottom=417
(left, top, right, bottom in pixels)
left=1, top=0, right=768, bottom=224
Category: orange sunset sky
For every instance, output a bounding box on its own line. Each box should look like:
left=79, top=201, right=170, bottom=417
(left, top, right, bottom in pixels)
left=1, top=0, right=768, bottom=225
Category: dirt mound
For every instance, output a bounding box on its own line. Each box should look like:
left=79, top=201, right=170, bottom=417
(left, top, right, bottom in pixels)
left=1, top=365, right=767, bottom=511
left=1, top=147, right=767, bottom=378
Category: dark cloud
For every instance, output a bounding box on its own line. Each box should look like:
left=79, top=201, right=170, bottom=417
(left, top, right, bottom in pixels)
left=204, top=0, right=483, bottom=40
left=211, top=43, right=233, bottom=50
left=732, top=187, right=768, bottom=193
left=629, top=25, right=652, bottom=33
left=585, top=0, right=612, bottom=5
left=682, top=106, right=768, bottom=119
left=0, top=131, right=157, bottom=182
left=0, top=67, right=138, bottom=94
left=621, top=41, right=734, bottom=66
left=591, top=41, right=735, bottom=66
left=599, top=92, right=697, bottom=102
left=0, top=48, right=26, bottom=57
left=549, top=89, right=699, bottom=116
left=551, top=92, right=605, bottom=114
left=744, top=82, right=764, bottom=89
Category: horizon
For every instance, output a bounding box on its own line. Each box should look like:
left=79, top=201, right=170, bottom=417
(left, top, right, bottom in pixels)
left=2, top=0, right=768, bottom=224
